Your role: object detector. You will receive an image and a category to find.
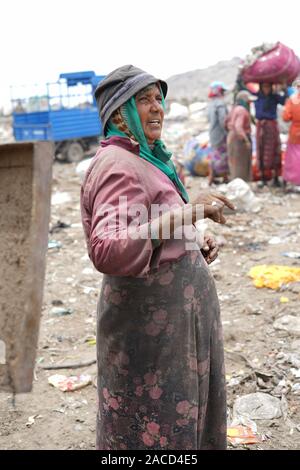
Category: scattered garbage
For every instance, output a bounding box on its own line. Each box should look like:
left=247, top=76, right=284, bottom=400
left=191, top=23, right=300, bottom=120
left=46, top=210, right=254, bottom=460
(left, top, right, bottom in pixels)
left=26, top=415, right=42, bottom=427
left=48, top=374, right=92, bottom=392
left=273, top=315, right=300, bottom=337
left=48, top=240, right=62, bottom=250
left=227, top=377, right=242, bottom=387
left=50, top=307, right=73, bottom=317
left=76, top=158, right=93, bottom=181
left=227, top=415, right=261, bottom=446
left=289, top=283, right=300, bottom=294
left=183, top=138, right=210, bottom=176
left=0, top=340, right=6, bottom=365
left=233, top=392, right=283, bottom=420
left=227, top=425, right=260, bottom=446
left=282, top=252, right=300, bottom=259
left=82, top=267, right=95, bottom=276
left=276, top=352, right=300, bottom=368
left=268, top=237, right=283, bottom=245
left=280, top=296, right=289, bottom=303
left=51, top=299, right=64, bottom=306
left=165, top=102, right=189, bottom=121
left=249, top=265, right=300, bottom=290
left=292, top=383, right=300, bottom=394
left=81, top=285, right=98, bottom=295
left=291, top=369, right=300, bottom=379
left=51, top=191, right=72, bottom=205
left=87, top=339, right=96, bottom=346
left=49, top=220, right=71, bottom=234
left=188, top=102, right=207, bottom=114
left=243, top=304, right=263, bottom=315
left=220, top=178, right=261, bottom=213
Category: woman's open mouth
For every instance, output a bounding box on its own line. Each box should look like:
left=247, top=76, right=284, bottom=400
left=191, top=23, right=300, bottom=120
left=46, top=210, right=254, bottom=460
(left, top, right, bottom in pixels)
left=148, top=120, right=161, bottom=127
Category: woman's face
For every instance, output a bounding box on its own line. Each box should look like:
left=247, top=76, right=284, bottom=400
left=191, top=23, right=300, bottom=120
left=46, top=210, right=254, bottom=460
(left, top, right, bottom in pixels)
left=261, top=83, right=272, bottom=95
left=135, top=84, right=164, bottom=144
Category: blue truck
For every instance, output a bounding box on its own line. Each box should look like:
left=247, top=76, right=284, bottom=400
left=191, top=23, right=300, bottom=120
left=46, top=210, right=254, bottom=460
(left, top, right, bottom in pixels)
left=11, top=71, right=105, bottom=162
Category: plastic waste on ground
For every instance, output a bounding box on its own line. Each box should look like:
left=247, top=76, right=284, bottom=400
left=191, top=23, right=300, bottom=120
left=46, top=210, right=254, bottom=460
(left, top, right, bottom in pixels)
left=249, top=265, right=300, bottom=290
left=76, top=157, right=93, bottom=181
left=50, top=307, right=73, bottom=316
left=183, top=138, right=211, bottom=176
left=227, top=425, right=260, bottom=445
left=48, top=374, right=92, bottom=392
left=25, top=415, right=42, bottom=427
left=273, top=315, right=300, bottom=337
left=291, top=369, right=300, bottom=379
left=51, top=192, right=72, bottom=205
left=48, top=240, right=62, bottom=250
left=221, top=178, right=261, bottom=213
left=282, top=252, right=300, bottom=259
left=50, top=220, right=71, bottom=234
left=268, top=237, right=283, bottom=245
left=233, top=392, right=283, bottom=420
left=165, top=102, right=189, bottom=121
left=292, top=383, right=300, bottom=395
left=242, top=42, right=300, bottom=84
left=188, top=102, right=207, bottom=114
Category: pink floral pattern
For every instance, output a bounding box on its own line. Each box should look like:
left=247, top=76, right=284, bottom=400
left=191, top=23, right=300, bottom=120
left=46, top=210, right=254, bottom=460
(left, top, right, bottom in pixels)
left=96, top=251, right=226, bottom=450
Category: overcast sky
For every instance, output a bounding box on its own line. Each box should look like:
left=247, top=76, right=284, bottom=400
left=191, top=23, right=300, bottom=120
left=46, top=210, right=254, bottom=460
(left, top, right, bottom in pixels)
left=1, top=0, right=299, bottom=109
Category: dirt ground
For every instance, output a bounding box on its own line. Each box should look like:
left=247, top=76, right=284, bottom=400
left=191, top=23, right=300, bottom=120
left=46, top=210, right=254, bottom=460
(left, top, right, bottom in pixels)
left=1, top=160, right=300, bottom=450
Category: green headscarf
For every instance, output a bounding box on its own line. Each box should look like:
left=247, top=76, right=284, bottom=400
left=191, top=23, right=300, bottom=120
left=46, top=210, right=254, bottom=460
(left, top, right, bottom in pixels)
left=106, top=93, right=189, bottom=202
left=236, top=98, right=250, bottom=112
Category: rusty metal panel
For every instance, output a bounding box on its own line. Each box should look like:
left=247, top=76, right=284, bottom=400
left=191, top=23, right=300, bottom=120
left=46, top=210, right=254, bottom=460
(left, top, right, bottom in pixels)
left=0, top=142, right=53, bottom=393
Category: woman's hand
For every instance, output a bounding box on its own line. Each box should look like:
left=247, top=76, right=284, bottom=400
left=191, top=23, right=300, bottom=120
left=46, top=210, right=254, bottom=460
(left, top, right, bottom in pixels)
left=201, top=235, right=219, bottom=264
left=191, top=191, right=235, bottom=224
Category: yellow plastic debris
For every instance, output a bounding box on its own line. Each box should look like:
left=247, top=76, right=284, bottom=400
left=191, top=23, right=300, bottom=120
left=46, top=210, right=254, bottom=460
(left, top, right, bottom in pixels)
left=249, top=265, right=300, bottom=290
left=280, top=296, right=289, bottom=303
left=227, top=425, right=260, bottom=445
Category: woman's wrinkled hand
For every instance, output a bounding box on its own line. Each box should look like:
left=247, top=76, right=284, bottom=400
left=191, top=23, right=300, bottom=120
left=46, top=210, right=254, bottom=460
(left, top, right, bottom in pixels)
left=191, top=191, right=235, bottom=224
left=201, top=235, right=219, bottom=264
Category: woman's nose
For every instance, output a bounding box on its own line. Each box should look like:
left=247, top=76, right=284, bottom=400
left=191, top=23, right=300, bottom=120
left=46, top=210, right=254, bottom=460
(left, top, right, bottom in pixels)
left=150, top=100, right=160, bottom=112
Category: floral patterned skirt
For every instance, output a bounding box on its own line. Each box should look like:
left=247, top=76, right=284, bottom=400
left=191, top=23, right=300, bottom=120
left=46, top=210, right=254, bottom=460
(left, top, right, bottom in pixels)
left=209, top=138, right=229, bottom=177
left=256, top=119, right=281, bottom=171
left=96, top=251, right=227, bottom=450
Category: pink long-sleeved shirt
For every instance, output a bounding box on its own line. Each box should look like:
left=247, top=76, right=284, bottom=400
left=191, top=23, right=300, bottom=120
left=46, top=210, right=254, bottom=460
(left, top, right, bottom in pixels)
left=81, top=137, right=195, bottom=278
left=227, top=105, right=251, bottom=141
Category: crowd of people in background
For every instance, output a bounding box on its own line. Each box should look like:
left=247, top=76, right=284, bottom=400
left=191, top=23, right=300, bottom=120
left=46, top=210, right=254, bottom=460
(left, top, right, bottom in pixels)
left=206, top=75, right=300, bottom=190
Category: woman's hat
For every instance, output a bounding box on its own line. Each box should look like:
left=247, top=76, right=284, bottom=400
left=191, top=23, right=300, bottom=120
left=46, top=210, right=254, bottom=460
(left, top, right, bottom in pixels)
left=236, top=90, right=257, bottom=102
left=209, top=81, right=228, bottom=91
left=95, top=65, right=168, bottom=131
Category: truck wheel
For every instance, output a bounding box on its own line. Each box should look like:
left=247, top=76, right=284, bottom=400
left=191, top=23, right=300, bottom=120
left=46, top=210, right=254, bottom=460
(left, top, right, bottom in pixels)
left=64, top=142, right=84, bottom=162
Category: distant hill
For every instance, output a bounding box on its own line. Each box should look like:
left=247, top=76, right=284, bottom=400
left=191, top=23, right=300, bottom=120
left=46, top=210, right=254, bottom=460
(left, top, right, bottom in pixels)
left=166, top=57, right=241, bottom=104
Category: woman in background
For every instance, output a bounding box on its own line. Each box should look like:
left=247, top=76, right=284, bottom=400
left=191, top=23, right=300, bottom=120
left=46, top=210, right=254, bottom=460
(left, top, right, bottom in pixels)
left=227, top=90, right=256, bottom=181
left=254, top=82, right=288, bottom=187
left=207, top=82, right=229, bottom=185
left=282, top=78, right=300, bottom=188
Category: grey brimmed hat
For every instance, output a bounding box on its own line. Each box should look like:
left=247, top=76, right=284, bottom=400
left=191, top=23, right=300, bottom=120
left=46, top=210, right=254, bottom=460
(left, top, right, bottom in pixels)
left=95, top=64, right=168, bottom=132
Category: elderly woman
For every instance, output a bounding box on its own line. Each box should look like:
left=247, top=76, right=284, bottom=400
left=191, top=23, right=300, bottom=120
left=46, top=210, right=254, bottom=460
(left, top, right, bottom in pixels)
left=227, top=90, right=256, bottom=181
left=81, top=65, right=234, bottom=450
left=282, top=78, right=300, bottom=187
